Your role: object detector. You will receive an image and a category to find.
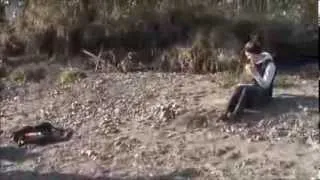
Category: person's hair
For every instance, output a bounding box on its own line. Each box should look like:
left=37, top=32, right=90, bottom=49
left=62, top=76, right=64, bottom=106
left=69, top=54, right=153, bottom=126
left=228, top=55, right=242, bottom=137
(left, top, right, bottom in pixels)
left=244, top=39, right=262, bottom=54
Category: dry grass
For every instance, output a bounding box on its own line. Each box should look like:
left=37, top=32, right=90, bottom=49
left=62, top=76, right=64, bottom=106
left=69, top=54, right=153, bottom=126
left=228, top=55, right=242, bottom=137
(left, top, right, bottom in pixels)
left=299, top=64, right=319, bottom=80
left=219, top=72, right=241, bottom=89
left=7, top=65, right=47, bottom=84
left=0, top=0, right=317, bottom=76
left=275, top=75, right=296, bottom=88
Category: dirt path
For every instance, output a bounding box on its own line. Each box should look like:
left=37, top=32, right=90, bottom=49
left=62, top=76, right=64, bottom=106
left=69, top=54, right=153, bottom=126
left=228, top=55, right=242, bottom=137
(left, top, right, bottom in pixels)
left=0, top=71, right=319, bottom=180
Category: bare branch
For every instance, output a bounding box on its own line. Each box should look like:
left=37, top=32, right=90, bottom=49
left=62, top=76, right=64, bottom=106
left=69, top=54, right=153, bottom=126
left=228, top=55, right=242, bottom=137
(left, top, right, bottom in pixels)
left=81, top=48, right=118, bottom=72
left=81, top=49, right=104, bottom=72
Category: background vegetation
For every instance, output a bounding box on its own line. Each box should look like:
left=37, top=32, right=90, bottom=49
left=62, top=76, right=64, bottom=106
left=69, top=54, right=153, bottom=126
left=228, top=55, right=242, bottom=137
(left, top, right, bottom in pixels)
left=0, top=0, right=318, bottom=73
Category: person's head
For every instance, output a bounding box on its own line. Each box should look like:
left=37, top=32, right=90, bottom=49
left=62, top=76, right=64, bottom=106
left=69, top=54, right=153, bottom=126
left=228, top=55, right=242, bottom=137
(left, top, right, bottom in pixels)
left=244, top=40, right=262, bottom=63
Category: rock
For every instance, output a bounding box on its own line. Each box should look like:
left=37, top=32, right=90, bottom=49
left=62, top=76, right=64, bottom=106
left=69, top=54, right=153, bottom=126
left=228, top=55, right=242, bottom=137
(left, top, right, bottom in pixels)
left=76, top=161, right=107, bottom=178
left=279, top=160, right=295, bottom=169
left=80, top=149, right=98, bottom=160
left=186, top=115, right=208, bottom=129
left=215, top=146, right=235, bottom=157
left=173, top=176, right=189, bottom=180
left=167, top=132, right=176, bottom=138
left=243, top=158, right=257, bottom=166
left=305, top=136, right=314, bottom=146
left=278, top=129, right=288, bottom=137
left=227, top=150, right=241, bottom=160
left=215, top=148, right=227, bottom=156
left=71, top=101, right=80, bottom=110
left=13, top=96, right=19, bottom=101
left=222, top=135, right=229, bottom=139
left=114, top=108, right=120, bottom=116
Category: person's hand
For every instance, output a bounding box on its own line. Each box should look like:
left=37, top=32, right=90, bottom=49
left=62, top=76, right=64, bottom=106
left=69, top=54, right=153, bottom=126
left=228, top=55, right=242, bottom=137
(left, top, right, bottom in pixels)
left=248, top=64, right=259, bottom=76
left=244, top=64, right=254, bottom=76
left=240, top=63, right=254, bottom=83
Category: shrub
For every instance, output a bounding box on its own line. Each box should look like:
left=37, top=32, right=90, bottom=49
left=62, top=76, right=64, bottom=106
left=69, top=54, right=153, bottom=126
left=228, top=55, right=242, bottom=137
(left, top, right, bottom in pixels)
left=58, top=69, right=87, bottom=85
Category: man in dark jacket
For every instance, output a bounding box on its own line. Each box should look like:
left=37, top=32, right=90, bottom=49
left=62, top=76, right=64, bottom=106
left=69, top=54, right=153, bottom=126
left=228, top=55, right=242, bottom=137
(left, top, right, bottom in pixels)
left=220, top=39, right=277, bottom=121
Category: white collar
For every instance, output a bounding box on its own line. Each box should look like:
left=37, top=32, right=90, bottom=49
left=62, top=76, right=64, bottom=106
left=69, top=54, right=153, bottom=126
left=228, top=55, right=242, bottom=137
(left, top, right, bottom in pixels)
left=255, top=52, right=273, bottom=64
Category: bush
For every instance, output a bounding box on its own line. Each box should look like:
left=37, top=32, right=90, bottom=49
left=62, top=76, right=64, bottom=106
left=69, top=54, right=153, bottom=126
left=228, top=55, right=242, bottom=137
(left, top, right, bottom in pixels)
left=9, top=68, right=26, bottom=84
left=58, top=69, right=87, bottom=85
left=0, top=0, right=317, bottom=74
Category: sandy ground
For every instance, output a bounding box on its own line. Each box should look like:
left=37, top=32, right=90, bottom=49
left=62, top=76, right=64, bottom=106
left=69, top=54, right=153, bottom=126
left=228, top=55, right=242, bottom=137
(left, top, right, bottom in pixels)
left=0, top=68, right=319, bottom=180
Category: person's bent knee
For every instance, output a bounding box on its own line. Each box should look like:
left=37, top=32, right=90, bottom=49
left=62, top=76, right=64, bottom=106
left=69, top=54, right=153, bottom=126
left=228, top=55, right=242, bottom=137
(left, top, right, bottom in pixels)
left=235, top=84, right=247, bottom=92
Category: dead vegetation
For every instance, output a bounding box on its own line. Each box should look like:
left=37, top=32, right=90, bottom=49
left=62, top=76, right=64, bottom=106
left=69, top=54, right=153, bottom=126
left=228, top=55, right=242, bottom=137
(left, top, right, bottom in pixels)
left=0, top=0, right=318, bottom=77
left=58, top=68, right=86, bottom=85
left=275, top=75, right=296, bottom=89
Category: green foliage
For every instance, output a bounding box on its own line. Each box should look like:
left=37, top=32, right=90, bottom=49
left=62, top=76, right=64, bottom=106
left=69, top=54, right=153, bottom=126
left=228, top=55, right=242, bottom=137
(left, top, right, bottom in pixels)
left=9, top=69, right=26, bottom=84
left=58, top=69, right=87, bottom=85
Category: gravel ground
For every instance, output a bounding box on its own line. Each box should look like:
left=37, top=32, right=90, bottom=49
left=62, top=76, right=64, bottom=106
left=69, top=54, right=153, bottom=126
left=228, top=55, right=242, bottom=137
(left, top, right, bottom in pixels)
left=0, top=69, right=319, bottom=180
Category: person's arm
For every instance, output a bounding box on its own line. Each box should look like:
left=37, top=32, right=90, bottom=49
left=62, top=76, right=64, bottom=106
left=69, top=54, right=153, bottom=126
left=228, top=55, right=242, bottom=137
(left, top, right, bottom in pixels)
left=237, top=64, right=255, bottom=86
left=252, top=62, right=276, bottom=89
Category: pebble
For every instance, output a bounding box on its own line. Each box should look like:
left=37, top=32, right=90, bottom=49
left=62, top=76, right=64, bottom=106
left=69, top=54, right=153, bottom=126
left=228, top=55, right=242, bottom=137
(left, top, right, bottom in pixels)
left=305, top=136, right=318, bottom=147
left=1, top=70, right=318, bottom=176
left=278, top=130, right=288, bottom=137
left=227, top=150, right=241, bottom=160
left=80, top=149, right=98, bottom=160
left=114, top=108, right=120, bottom=116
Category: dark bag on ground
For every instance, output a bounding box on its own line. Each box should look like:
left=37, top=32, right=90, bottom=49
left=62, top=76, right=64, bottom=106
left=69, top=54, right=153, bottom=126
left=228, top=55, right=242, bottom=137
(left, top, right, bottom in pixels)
left=11, top=122, right=73, bottom=147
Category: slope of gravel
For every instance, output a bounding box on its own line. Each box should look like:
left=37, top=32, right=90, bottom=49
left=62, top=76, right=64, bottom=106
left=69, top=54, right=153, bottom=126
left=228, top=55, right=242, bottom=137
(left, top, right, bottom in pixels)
left=0, top=71, right=319, bottom=180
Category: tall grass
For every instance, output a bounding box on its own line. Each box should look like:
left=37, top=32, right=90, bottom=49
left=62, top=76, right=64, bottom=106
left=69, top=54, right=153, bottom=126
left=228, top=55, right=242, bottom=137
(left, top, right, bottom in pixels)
left=0, top=0, right=318, bottom=74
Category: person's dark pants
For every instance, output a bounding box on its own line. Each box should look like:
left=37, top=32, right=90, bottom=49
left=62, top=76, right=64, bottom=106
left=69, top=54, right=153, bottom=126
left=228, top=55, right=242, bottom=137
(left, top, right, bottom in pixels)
left=225, top=84, right=271, bottom=118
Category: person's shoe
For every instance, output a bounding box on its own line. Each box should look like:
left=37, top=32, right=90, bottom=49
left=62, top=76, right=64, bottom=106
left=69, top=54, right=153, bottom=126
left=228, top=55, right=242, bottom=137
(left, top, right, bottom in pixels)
left=227, top=112, right=237, bottom=121
left=218, top=112, right=231, bottom=121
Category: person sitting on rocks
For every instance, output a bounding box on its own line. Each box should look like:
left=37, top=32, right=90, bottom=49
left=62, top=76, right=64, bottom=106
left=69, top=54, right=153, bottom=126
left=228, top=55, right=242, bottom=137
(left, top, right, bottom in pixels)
left=220, top=38, right=277, bottom=121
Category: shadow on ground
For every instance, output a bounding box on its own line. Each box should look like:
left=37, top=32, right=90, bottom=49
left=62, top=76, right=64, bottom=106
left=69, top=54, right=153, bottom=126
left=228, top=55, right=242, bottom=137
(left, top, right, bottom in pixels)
left=0, top=146, right=197, bottom=180
left=0, top=168, right=199, bottom=180
left=238, top=94, right=319, bottom=127
left=0, top=146, right=39, bottom=162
